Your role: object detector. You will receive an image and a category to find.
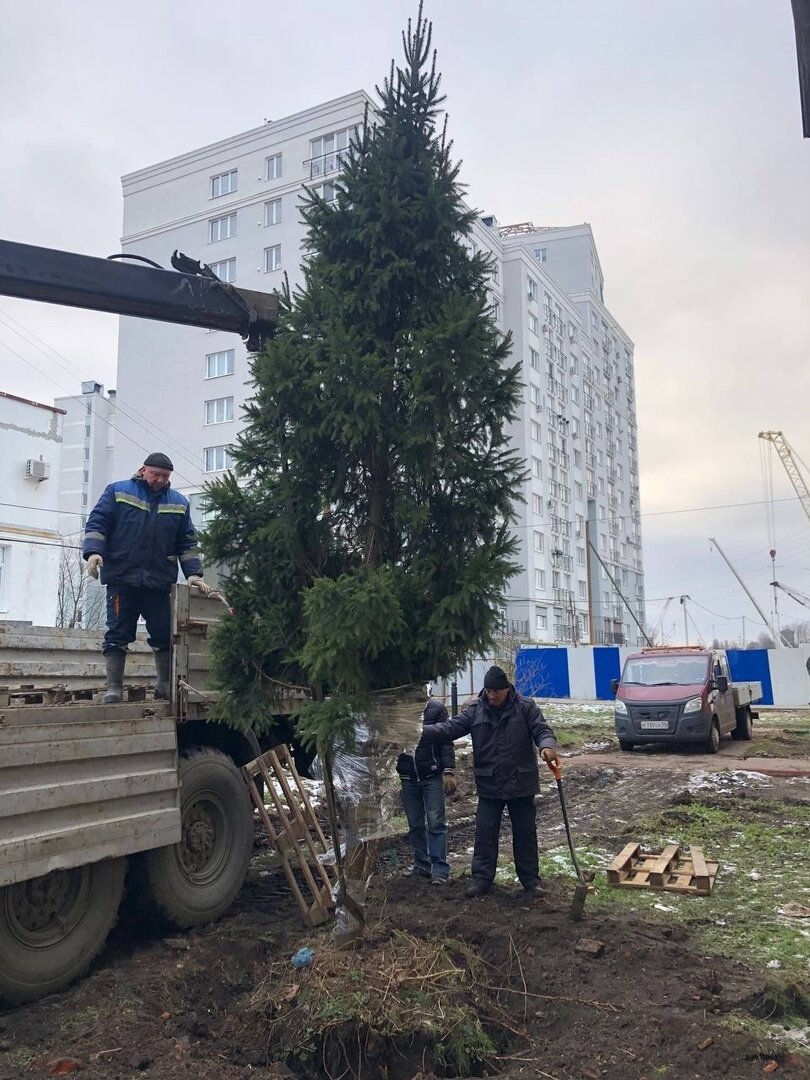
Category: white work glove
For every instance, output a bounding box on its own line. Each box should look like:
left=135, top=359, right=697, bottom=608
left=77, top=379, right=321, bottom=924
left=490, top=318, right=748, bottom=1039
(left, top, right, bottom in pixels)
left=86, top=554, right=103, bottom=580
left=187, top=575, right=213, bottom=597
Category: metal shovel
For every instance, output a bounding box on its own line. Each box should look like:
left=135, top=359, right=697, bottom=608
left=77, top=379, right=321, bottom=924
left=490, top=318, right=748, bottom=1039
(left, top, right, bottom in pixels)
left=546, top=759, right=594, bottom=921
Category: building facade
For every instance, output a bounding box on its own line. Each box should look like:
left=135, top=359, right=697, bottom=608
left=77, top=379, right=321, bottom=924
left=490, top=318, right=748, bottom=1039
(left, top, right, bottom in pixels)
left=53, top=380, right=117, bottom=627
left=114, top=95, right=644, bottom=646
left=0, top=391, right=65, bottom=625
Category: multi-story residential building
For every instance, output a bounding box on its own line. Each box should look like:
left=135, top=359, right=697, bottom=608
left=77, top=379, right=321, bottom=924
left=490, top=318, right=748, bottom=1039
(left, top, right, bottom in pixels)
left=114, top=95, right=644, bottom=647
left=496, top=223, right=644, bottom=646
left=0, top=391, right=65, bottom=624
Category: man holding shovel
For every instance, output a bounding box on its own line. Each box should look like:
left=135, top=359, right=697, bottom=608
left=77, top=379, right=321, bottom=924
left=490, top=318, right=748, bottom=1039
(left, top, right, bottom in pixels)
left=420, top=665, right=559, bottom=898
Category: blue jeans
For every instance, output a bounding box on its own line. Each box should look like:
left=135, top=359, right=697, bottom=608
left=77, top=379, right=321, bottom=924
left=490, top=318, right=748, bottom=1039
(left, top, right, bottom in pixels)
left=400, top=775, right=450, bottom=880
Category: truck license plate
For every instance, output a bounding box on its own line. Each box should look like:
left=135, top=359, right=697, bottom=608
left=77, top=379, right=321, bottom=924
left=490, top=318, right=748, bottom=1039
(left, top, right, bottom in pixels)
left=640, top=720, right=669, bottom=730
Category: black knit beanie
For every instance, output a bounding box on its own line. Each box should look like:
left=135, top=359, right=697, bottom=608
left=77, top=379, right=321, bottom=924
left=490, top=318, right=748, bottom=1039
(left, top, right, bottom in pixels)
left=483, top=666, right=510, bottom=690
left=143, top=452, right=174, bottom=471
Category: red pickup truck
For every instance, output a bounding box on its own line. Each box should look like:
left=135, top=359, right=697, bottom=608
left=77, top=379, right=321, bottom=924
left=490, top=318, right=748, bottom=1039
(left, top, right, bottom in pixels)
left=612, top=646, right=762, bottom=753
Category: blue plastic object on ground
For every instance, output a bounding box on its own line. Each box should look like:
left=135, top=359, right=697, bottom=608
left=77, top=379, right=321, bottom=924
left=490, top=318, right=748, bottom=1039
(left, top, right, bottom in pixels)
left=291, top=947, right=316, bottom=969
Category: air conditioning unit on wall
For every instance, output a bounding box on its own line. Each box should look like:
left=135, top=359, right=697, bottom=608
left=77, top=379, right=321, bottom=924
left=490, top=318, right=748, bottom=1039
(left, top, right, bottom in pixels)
left=25, top=459, right=50, bottom=481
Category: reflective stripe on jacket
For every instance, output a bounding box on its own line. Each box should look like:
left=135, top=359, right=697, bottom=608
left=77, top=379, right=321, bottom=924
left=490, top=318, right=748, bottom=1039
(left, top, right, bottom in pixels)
left=83, top=476, right=202, bottom=592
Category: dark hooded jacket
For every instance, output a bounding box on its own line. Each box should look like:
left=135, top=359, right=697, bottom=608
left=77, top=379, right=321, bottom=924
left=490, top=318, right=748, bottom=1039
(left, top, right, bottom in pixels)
left=420, top=685, right=556, bottom=799
left=396, top=698, right=455, bottom=782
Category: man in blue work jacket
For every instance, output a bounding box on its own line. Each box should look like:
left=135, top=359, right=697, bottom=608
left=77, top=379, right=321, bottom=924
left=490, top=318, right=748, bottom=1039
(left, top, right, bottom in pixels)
left=83, top=452, right=211, bottom=703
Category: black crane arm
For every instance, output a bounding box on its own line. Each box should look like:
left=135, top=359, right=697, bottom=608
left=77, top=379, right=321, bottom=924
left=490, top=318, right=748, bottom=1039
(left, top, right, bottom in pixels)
left=0, top=239, right=278, bottom=351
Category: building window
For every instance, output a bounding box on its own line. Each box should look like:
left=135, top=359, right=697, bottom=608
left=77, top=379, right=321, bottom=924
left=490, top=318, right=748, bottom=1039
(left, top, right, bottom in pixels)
left=308, top=126, right=355, bottom=178
left=532, top=456, right=542, bottom=479
left=530, top=419, right=541, bottom=442
left=84, top=424, right=91, bottom=438
left=204, top=445, right=234, bottom=473
left=314, top=180, right=339, bottom=204
left=535, top=569, right=546, bottom=593
left=210, top=169, right=237, bottom=199
left=0, top=545, right=7, bottom=611
left=528, top=312, right=539, bottom=336
left=534, top=247, right=547, bottom=263
left=83, top=446, right=90, bottom=461
left=529, top=347, right=540, bottom=370
left=575, top=481, right=583, bottom=501
left=209, top=212, right=236, bottom=242
left=534, top=530, right=544, bottom=553
left=83, top=469, right=89, bottom=483
left=578, top=580, right=587, bottom=599
left=264, top=244, right=282, bottom=272
left=206, top=349, right=235, bottom=379
left=209, top=257, right=236, bottom=283
left=532, top=493, right=543, bottom=515
left=577, top=547, right=585, bottom=566
left=571, top=385, right=580, bottom=405
left=491, top=262, right=499, bottom=285
left=492, top=300, right=500, bottom=320
left=265, top=198, right=282, bottom=226
left=536, top=608, right=548, bottom=631
left=266, top=153, right=282, bottom=180
left=204, top=396, right=234, bottom=425
left=82, top=493, right=88, bottom=506
left=527, top=276, right=538, bottom=301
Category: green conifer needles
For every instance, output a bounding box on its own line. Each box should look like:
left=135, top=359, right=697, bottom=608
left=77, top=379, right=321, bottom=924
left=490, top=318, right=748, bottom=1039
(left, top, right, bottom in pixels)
left=204, top=5, right=526, bottom=736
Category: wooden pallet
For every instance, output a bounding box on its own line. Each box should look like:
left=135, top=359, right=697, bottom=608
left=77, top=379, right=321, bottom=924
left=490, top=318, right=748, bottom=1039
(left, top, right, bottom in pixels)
left=0, top=684, right=149, bottom=707
left=607, top=842, right=719, bottom=896
left=243, top=744, right=336, bottom=928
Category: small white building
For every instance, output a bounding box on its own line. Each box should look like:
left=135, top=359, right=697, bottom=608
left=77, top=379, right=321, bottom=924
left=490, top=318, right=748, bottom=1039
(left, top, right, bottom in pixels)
left=0, top=391, right=65, bottom=625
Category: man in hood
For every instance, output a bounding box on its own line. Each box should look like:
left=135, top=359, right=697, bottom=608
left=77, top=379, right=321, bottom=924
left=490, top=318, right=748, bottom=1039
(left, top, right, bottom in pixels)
left=420, top=665, right=559, bottom=898
left=83, top=453, right=211, bottom=703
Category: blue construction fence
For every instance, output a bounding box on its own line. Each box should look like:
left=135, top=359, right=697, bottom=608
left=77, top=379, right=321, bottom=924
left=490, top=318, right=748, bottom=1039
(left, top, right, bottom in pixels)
left=514, top=644, right=810, bottom=707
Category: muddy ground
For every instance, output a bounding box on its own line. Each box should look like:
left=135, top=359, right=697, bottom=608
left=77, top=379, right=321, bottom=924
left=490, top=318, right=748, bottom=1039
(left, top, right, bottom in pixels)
left=1, top=706, right=809, bottom=1080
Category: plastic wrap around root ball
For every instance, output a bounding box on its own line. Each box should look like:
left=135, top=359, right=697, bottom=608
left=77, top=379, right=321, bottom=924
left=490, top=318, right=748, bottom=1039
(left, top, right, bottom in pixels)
left=313, top=684, right=427, bottom=943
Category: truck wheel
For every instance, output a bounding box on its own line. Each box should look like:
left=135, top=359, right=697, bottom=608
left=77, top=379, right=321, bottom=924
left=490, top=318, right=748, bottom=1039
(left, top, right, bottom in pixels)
left=731, top=706, right=753, bottom=741
left=0, top=858, right=126, bottom=1005
left=706, top=718, right=721, bottom=754
left=618, top=739, right=635, bottom=752
left=144, top=748, right=253, bottom=927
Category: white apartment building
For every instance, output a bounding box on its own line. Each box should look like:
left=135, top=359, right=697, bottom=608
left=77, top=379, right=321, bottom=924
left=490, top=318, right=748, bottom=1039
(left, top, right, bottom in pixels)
left=0, top=391, right=65, bottom=624
left=115, top=94, right=644, bottom=646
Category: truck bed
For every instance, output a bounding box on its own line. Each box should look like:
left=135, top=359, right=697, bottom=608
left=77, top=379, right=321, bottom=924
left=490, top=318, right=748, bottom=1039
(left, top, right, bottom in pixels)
left=0, top=700, right=180, bottom=888
left=733, top=682, right=763, bottom=708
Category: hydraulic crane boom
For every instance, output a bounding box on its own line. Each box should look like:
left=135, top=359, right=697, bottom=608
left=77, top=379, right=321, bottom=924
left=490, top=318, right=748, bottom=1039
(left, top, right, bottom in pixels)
left=0, top=239, right=278, bottom=352
left=771, top=580, right=810, bottom=609
left=758, top=430, right=810, bottom=526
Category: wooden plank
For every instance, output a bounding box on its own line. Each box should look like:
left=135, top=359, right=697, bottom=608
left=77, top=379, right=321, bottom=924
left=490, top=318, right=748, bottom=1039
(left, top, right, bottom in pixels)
left=0, top=813, right=181, bottom=888
left=0, top=715, right=174, bottom=742
left=0, top=730, right=177, bottom=769
left=647, top=842, right=680, bottom=875
left=0, top=766, right=178, bottom=818
left=606, top=842, right=640, bottom=884
left=690, top=846, right=710, bottom=892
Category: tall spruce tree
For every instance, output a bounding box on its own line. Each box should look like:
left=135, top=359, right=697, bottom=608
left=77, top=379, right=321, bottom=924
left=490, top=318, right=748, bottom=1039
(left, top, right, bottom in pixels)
left=204, top=5, right=526, bottom=738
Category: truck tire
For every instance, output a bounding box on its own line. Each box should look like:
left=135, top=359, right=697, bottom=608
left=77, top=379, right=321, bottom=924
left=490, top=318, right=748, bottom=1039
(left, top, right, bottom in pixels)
left=618, top=739, right=635, bottom=752
left=706, top=718, right=721, bottom=754
left=731, top=705, right=753, bottom=741
left=143, top=747, right=253, bottom=927
left=0, top=858, right=126, bottom=1005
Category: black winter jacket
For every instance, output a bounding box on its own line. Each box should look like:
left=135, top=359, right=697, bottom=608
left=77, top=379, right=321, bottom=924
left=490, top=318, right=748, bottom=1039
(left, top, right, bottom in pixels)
left=396, top=699, right=456, bottom=782
left=420, top=686, right=556, bottom=799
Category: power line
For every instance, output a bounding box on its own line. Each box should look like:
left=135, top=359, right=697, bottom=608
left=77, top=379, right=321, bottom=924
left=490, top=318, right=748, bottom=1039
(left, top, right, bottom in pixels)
left=0, top=310, right=208, bottom=479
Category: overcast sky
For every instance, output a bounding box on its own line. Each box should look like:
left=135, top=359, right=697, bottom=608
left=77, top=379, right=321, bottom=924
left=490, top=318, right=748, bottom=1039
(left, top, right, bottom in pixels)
left=1, top=0, right=809, bottom=646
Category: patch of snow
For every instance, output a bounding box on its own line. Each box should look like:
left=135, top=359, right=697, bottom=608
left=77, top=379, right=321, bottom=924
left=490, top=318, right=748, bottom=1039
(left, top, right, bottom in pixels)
left=766, top=959, right=782, bottom=969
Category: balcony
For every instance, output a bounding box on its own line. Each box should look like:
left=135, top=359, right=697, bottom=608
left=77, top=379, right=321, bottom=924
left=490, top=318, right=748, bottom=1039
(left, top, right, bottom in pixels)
left=304, top=147, right=351, bottom=179
left=551, top=550, right=574, bottom=573
left=550, top=516, right=571, bottom=537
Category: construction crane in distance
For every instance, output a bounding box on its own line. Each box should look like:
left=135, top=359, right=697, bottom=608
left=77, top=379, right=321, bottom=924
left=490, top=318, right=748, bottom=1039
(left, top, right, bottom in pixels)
left=709, top=537, right=792, bottom=648
left=758, top=431, right=810, bottom=527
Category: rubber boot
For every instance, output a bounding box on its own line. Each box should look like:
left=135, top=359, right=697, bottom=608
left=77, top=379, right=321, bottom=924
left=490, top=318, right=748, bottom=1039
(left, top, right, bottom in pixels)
left=153, top=649, right=171, bottom=700
left=102, top=652, right=126, bottom=704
